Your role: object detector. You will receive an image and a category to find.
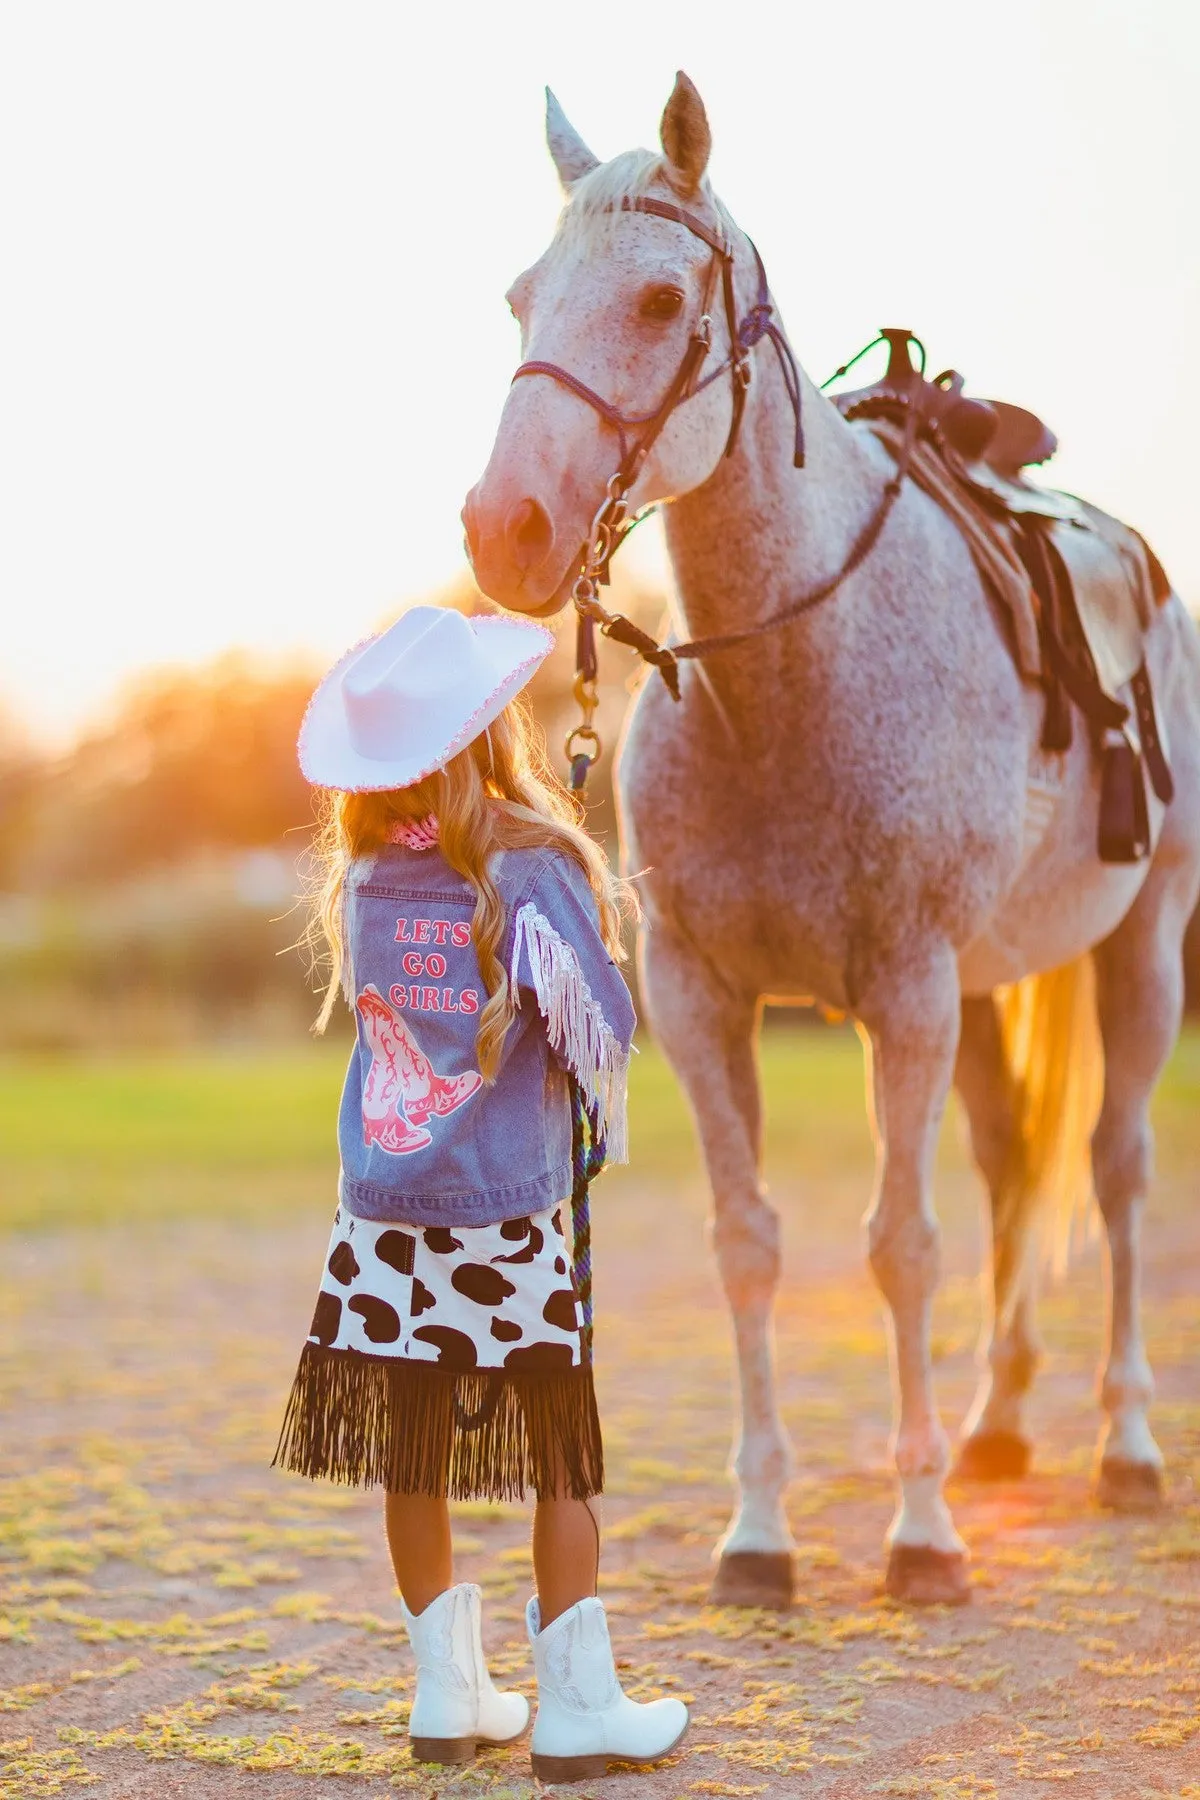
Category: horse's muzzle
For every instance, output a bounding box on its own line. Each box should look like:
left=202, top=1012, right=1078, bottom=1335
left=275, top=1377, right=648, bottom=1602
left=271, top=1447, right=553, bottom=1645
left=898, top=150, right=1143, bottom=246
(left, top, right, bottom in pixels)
left=461, top=484, right=573, bottom=616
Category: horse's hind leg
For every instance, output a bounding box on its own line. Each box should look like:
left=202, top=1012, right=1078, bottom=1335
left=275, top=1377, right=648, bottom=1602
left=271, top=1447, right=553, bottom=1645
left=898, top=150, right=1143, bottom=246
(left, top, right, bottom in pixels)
left=640, top=928, right=795, bottom=1608
left=953, top=995, right=1040, bottom=1481
left=1090, top=846, right=1197, bottom=1512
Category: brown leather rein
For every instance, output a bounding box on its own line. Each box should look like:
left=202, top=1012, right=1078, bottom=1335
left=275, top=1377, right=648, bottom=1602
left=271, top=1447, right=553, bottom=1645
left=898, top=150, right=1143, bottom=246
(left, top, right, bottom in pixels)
left=509, top=195, right=910, bottom=786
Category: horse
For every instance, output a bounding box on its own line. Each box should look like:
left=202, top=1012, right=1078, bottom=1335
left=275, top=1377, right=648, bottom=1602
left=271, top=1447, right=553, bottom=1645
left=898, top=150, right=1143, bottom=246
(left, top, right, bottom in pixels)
left=462, top=73, right=1200, bottom=1605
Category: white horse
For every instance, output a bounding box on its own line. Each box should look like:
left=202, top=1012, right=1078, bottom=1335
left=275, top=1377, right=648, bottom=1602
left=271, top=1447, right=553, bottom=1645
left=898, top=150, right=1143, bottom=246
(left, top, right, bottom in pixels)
left=463, top=74, right=1200, bottom=1604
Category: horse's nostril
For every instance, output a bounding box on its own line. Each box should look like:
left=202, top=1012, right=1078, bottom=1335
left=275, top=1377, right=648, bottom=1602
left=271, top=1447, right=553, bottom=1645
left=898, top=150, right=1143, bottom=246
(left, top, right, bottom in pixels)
left=505, top=496, right=555, bottom=574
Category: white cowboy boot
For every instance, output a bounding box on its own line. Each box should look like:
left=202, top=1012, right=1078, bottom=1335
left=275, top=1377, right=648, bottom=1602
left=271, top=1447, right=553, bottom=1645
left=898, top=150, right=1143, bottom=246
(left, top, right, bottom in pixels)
left=402, top=1582, right=529, bottom=1764
left=526, top=1594, right=689, bottom=1782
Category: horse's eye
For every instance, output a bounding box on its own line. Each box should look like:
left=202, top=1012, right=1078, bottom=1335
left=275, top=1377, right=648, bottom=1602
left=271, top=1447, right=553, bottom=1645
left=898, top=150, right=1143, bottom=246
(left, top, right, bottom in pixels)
left=639, top=286, right=685, bottom=322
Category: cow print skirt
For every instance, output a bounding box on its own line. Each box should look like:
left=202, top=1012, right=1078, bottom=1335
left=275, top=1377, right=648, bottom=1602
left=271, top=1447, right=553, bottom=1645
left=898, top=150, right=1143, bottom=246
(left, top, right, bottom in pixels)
left=273, top=1205, right=603, bottom=1502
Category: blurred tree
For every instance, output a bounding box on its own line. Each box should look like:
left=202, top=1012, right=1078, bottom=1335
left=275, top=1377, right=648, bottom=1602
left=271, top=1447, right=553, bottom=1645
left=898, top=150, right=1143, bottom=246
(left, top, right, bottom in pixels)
left=0, top=704, right=44, bottom=889
left=24, top=654, right=318, bottom=892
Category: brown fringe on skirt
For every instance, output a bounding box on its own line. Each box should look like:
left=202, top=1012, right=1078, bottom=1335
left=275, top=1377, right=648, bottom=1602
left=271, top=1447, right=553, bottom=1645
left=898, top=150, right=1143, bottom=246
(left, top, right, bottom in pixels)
left=272, top=1344, right=604, bottom=1502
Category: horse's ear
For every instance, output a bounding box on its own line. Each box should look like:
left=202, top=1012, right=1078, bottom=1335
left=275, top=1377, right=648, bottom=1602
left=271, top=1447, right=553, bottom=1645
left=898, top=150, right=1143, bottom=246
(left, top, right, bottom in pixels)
left=545, top=88, right=600, bottom=192
left=660, top=71, right=711, bottom=198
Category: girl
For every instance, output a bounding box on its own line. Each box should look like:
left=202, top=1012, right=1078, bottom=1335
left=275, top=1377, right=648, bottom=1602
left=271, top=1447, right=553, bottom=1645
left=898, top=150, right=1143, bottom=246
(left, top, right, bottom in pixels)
left=274, top=605, right=688, bottom=1784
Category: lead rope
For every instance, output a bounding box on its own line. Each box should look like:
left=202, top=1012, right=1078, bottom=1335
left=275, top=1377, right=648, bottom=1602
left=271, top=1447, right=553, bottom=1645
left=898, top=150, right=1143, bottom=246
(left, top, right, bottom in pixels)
left=563, top=475, right=678, bottom=793
left=452, top=1083, right=602, bottom=1433
left=569, top=1076, right=606, bottom=1363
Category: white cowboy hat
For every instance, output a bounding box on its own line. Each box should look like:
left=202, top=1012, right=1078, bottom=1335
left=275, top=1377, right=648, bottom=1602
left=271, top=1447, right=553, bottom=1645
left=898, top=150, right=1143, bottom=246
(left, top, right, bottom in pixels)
left=298, top=605, right=555, bottom=791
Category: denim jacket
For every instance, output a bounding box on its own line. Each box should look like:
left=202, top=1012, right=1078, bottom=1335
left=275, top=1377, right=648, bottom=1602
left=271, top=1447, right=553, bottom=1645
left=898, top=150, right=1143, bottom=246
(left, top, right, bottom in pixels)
left=335, top=841, right=635, bottom=1228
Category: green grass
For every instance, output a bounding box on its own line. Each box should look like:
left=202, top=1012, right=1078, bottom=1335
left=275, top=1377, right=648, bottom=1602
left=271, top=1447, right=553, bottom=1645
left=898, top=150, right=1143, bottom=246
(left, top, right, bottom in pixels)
left=0, top=1052, right=343, bottom=1168
left=1, top=1023, right=1197, bottom=1234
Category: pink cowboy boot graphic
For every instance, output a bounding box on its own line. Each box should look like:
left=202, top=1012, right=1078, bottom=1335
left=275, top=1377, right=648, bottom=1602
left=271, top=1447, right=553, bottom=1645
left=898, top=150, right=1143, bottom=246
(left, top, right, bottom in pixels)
left=356, top=986, right=482, bottom=1155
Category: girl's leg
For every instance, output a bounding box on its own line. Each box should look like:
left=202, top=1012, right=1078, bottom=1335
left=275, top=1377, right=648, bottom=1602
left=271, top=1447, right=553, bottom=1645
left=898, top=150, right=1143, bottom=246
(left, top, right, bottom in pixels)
left=393, top=1489, right=530, bottom=1760
left=527, top=1490, right=689, bottom=1778
left=386, top=1492, right=453, bottom=1614
left=532, top=1494, right=600, bottom=1626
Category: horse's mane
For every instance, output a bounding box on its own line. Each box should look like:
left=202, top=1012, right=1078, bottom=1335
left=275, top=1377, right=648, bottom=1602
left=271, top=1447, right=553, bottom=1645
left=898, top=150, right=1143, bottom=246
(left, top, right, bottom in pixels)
left=557, top=148, right=735, bottom=252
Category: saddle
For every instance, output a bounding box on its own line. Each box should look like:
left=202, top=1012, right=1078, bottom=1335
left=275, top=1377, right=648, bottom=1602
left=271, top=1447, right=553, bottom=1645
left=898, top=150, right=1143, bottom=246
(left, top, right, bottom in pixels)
left=832, top=330, right=1175, bottom=863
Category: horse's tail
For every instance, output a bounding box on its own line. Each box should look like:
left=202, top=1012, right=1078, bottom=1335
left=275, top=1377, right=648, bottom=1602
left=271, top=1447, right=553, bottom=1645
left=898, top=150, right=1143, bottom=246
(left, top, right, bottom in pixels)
left=991, top=955, right=1104, bottom=1325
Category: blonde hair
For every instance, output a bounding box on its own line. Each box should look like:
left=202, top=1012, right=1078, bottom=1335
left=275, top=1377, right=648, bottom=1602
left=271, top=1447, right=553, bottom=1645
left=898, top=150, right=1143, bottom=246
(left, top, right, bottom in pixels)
left=308, top=694, right=637, bottom=1082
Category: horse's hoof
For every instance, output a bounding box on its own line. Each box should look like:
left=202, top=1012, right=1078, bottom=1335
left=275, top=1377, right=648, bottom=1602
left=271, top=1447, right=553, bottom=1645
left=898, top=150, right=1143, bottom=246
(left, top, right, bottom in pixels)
left=953, top=1430, right=1032, bottom=1482
left=710, top=1550, right=795, bottom=1609
left=884, top=1544, right=971, bottom=1607
left=1096, top=1457, right=1164, bottom=1513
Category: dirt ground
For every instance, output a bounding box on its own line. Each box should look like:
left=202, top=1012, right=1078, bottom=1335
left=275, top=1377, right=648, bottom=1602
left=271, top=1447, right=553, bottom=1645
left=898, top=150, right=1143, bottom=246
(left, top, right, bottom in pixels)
left=2, top=1146, right=1199, bottom=1800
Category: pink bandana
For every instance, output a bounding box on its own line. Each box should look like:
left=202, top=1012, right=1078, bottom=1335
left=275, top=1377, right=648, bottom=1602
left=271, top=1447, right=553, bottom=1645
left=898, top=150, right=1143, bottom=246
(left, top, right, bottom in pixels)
left=389, top=815, right=439, bottom=851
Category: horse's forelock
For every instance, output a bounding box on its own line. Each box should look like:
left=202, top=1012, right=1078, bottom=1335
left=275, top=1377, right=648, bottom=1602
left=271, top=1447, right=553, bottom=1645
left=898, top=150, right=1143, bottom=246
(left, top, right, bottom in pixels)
left=554, top=148, right=732, bottom=256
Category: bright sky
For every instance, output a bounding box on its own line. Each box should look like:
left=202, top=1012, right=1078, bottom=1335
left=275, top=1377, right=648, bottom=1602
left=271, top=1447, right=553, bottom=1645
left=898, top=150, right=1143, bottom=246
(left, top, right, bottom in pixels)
left=2, top=1, right=1197, bottom=744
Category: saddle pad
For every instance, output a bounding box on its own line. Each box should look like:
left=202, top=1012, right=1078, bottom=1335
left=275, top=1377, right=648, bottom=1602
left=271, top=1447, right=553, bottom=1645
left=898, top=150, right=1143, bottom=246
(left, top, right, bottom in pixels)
left=1049, top=503, right=1162, bottom=696
left=864, top=419, right=1170, bottom=699
left=960, top=457, right=1087, bottom=524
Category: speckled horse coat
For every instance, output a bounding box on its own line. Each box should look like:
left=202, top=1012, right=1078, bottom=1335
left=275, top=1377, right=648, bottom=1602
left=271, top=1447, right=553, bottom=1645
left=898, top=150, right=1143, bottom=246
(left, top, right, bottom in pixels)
left=463, top=74, right=1200, bottom=1604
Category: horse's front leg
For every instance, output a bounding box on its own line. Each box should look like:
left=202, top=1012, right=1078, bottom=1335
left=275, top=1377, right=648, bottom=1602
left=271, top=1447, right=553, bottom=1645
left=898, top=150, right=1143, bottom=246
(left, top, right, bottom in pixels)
left=640, top=926, right=795, bottom=1607
left=954, top=994, right=1041, bottom=1481
left=861, top=950, right=971, bottom=1604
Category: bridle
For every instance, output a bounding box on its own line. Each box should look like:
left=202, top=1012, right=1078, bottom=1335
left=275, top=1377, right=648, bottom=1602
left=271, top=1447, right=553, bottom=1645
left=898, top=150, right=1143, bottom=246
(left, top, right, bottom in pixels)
left=513, top=195, right=805, bottom=503
left=508, top=194, right=807, bottom=777
left=508, top=193, right=911, bottom=789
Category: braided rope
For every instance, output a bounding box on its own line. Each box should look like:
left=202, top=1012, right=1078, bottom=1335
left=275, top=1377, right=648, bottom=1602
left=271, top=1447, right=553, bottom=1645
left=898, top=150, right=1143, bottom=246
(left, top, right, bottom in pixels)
left=569, top=1076, right=606, bottom=1364
left=450, top=1086, right=603, bottom=1431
